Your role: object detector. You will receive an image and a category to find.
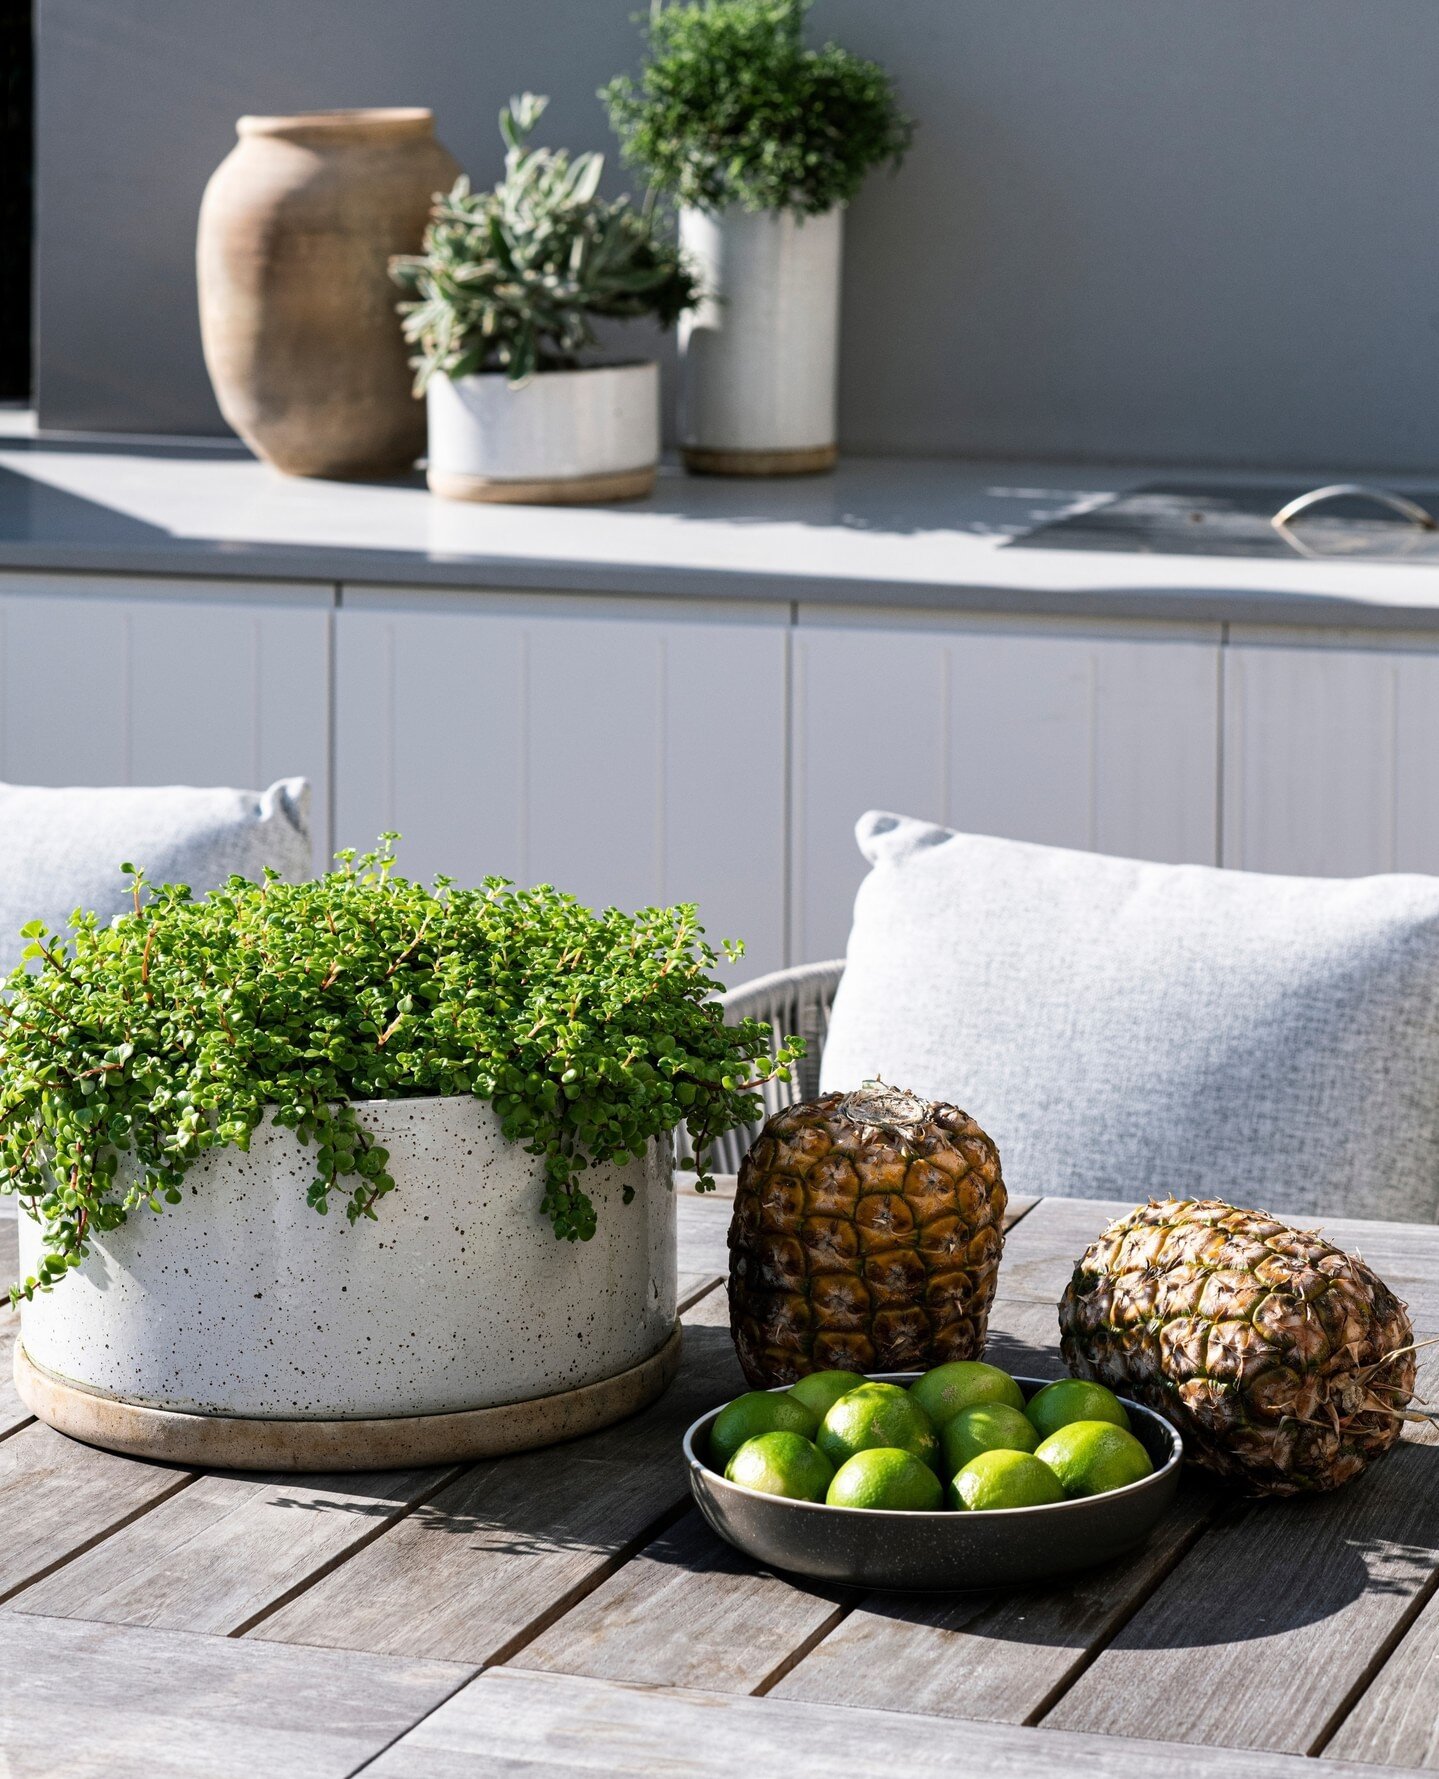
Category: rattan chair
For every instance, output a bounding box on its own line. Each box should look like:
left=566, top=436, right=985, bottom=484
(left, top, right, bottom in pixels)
left=703, top=959, right=846, bottom=1174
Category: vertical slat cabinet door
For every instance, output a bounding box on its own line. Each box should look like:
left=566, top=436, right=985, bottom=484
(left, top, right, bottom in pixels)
left=334, top=598, right=528, bottom=890
left=791, top=627, right=948, bottom=964
left=1223, top=638, right=1439, bottom=875
left=793, top=617, right=1221, bottom=963
left=0, top=575, right=332, bottom=871
left=335, top=593, right=789, bottom=979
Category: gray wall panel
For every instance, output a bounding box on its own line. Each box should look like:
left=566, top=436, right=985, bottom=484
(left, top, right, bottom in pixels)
left=34, top=0, right=1439, bottom=469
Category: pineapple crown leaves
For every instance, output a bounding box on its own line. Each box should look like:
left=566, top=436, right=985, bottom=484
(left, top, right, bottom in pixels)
left=391, top=93, right=700, bottom=390
left=0, top=836, right=802, bottom=1305
left=601, top=0, right=915, bottom=216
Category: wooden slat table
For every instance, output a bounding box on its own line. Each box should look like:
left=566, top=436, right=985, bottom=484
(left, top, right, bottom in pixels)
left=1, top=1188, right=1436, bottom=1778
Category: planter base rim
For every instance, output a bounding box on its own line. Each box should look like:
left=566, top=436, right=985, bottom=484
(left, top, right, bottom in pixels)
left=682, top=444, right=837, bottom=478
left=427, top=465, right=656, bottom=505
left=14, top=1324, right=682, bottom=1472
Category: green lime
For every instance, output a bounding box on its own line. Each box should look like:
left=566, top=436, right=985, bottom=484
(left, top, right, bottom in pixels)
left=724, top=1431, right=834, bottom=1502
left=1035, top=1422, right=1153, bottom=1498
left=826, top=1447, right=944, bottom=1511
left=940, top=1403, right=1039, bottom=1478
left=818, top=1382, right=940, bottom=1473
left=1026, top=1378, right=1131, bottom=1441
left=909, top=1360, right=1025, bottom=1429
left=787, top=1369, right=868, bottom=1421
left=710, top=1390, right=818, bottom=1470
left=951, top=1448, right=1065, bottom=1511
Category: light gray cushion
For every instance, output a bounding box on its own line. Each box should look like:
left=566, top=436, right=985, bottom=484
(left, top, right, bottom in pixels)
left=0, top=778, right=311, bottom=977
left=819, top=812, right=1439, bottom=1223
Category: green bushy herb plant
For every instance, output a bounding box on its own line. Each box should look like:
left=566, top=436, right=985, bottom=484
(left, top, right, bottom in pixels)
left=0, top=839, right=800, bottom=1304
left=392, top=93, right=699, bottom=389
left=602, top=0, right=914, bottom=215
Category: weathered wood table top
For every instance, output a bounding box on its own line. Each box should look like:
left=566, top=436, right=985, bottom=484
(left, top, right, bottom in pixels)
left=1, top=1185, right=1436, bottom=1778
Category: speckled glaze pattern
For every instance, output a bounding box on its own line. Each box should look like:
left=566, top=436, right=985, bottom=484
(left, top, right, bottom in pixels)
left=17, top=1096, right=676, bottom=1420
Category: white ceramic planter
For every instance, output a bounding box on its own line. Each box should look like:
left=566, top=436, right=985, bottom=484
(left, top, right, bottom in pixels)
left=425, top=361, right=660, bottom=504
left=678, top=204, right=843, bottom=476
left=15, top=1096, right=678, bottom=1468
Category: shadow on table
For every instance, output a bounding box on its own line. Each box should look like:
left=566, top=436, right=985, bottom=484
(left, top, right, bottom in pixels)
left=851, top=1436, right=1439, bottom=1652
left=259, top=1320, right=746, bottom=1557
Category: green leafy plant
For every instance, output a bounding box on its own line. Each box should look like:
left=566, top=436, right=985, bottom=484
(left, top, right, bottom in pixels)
left=0, top=839, right=801, bottom=1304
left=392, top=93, right=699, bottom=388
left=602, top=0, right=914, bottom=215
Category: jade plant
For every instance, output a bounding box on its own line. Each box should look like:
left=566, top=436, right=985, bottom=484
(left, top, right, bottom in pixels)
left=391, top=93, right=699, bottom=388
left=602, top=0, right=914, bottom=215
left=0, top=839, right=800, bottom=1304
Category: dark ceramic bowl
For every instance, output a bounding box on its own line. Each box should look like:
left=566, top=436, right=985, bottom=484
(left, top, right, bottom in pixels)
left=684, top=1373, right=1183, bottom=1592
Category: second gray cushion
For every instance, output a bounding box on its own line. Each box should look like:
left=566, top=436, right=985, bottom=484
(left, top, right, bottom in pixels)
left=819, top=812, right=1439, bottom=1222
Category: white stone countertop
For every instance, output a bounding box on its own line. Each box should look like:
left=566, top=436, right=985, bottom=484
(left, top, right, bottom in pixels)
left=3, top=410, right=1439, bottom=628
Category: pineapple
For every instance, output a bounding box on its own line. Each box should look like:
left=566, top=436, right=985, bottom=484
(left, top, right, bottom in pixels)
left=728, top=1084, right=1007, bottom=1388
left=1059, top=1198, right=1418, bottom=1496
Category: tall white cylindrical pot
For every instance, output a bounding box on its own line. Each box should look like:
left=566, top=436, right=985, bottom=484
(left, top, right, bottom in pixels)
left=15, top=1096, right=678, bottom=1469
left=426, top=361, right=660, bottom=504
left=679, top=204, right=843, bottom=476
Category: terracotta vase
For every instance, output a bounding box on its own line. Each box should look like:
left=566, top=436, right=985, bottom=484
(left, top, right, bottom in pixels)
left=197, top=108, right=459, bottom=479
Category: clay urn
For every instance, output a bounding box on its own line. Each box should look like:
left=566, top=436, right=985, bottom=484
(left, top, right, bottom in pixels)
left=197, top=108, right=459, bottom=479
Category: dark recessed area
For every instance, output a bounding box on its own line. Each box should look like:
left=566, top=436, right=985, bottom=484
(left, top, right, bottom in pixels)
left=0, top=0, right=33, bottom=400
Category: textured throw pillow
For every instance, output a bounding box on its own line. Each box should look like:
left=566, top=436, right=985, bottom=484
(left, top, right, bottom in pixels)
left=0, top=778, right=311, bottom=979
left=819, top=812, right=1439, bottom=1223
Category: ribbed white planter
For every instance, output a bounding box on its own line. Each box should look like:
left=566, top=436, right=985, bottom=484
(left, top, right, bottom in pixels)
left=426, top=361, right=660, bottom=504
left=14, top=1096, right=678, bottom=1469
left=679, top=205, right=843, bottom=476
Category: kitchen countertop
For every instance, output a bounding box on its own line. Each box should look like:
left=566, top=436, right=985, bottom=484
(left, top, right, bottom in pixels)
left=4, top=411, right=1439, bottom=628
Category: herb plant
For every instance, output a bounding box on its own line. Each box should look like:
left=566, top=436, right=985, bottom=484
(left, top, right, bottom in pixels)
left=602, top=0, right=914, bottom=216
left=0, top=840, right=800, bottom=1304
left=392, top=93, right=699, bottom=388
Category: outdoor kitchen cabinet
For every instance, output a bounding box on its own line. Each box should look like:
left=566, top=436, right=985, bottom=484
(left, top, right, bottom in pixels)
left=0, top=573, right=330, bottom=869
left=333, top=587, right=791, bottom=978
left=1222, top=629, right=1439, bottom=878
left=6, top=548, right=1439, bottom=977
left=790, top=611, right=1223, bottom=962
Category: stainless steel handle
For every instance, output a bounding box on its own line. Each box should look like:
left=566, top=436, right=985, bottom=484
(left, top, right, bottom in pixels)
left=1271, top=483, right=1436, bottom=532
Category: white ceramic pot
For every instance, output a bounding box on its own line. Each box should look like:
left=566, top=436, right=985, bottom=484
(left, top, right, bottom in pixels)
left=426, top=361, right=659, bottom=504
left=17, top=1096, right=676, bottom=1444
left=678, top=204, right=843, bottom=476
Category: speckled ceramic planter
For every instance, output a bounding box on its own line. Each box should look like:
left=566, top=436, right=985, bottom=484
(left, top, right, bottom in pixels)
left=14, top=1096, right=678, bottom=1470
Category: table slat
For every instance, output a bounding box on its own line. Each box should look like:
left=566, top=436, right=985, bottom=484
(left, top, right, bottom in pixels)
left=0, top=1209, right=17, bottom=1287
left=1045, top=1415, right=1439, bottom=1755
left=249, top=1287, right=745, bottom=1663
left=0, top=1608, right=472, bottom=1779
left=676, top=1190, right=732, bottom=1281
left=0, top=1319, right=28, bottom=1440
left=1325, top=1584, right=1439, bottom=1769
left=9, top=1462, right=460, bottom=1634
left=517, top=1505, right=850, bottom=1692
left=676, top=1272, right=721, bottom=1311
left=0, top=1422, right=194, bottom=1602
left=772, top=1482, right=1218, bottom=1722
left=365, top=1666, right=1432, bottom=1779
left=995, top=1197, right=1130, bottom=1303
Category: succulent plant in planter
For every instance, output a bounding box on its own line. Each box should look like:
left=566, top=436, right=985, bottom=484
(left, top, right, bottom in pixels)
left=392, top=93, right=700, bottom=504
left=1, top=840, right=799, bottom=1468
left=603, top=0, right=914, bottom=476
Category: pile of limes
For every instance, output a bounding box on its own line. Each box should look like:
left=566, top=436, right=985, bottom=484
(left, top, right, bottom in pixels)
left=709, top=1362, right=1154, bottom=1511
